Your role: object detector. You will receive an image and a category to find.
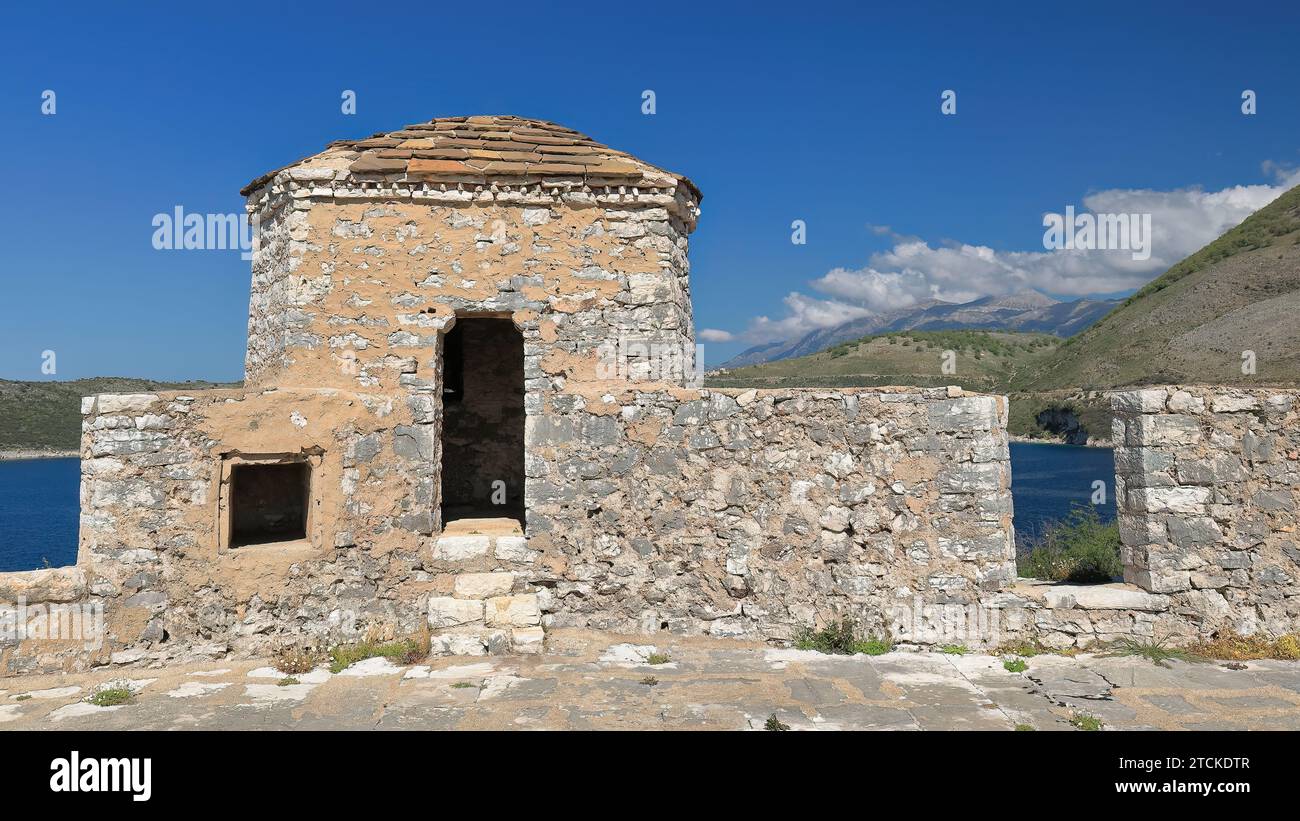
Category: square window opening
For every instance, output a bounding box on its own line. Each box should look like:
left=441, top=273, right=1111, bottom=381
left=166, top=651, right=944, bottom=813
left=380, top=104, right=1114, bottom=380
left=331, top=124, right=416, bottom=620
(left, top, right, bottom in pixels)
left=229, top=461, right=310, bottom=547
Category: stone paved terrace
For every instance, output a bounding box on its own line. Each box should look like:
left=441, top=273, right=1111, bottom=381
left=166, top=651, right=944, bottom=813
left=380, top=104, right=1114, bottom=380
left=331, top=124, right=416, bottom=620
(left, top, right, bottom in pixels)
left=3, top=630, right=1300, bottom=731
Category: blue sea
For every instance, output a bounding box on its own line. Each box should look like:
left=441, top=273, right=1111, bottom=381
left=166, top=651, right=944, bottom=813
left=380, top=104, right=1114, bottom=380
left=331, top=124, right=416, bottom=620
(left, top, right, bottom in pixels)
left=0, top=457, right=81, bottom=571
left=0, top=445, right=1114, bottom=571
left=1009, top=441, right=1116, bottom=550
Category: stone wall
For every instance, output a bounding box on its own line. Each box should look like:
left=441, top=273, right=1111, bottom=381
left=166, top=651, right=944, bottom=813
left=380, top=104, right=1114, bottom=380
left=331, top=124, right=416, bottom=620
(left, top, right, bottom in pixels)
left=527, top=386, right=1016, bottom=643
left=1112, top=387, right=1300, bottom=637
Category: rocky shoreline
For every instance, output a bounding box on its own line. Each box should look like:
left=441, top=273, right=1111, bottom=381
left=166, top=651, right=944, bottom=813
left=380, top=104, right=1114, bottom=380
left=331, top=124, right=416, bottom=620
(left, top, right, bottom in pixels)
left=1008, top=434, right=1112, bottom=448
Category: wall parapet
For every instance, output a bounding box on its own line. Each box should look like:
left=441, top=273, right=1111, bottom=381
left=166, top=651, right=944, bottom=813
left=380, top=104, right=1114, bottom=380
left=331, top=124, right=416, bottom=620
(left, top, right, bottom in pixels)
left=529, top=385, right=1016, bottom=644
left=1111, top=386, right=1300, bottom=637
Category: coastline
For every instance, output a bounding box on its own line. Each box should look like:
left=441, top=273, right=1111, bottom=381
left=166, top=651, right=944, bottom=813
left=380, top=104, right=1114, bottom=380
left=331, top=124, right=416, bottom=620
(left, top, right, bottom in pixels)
left=1007, top=434, right=1112, bottom=449
left=0, top=449, right=79, bottom=462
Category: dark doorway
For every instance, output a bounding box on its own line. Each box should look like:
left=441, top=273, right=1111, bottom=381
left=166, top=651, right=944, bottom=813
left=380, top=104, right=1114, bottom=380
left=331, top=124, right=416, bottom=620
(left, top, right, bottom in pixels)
left=440, top=317, right=525, bottom=524
left=230, top=462, right=310, bottom=546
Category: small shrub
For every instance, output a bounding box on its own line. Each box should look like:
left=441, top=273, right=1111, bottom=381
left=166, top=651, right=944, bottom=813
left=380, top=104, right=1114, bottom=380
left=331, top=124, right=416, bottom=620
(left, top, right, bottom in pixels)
left=795, top=618, right=892, bottom=656
left=1014, top=723, right=1035, bottom=731
left=646, top=652, right=671, bottom=665
left=1069, top=711, right=1103, bottom=731
left=15, top=694, right=32, bottom=702
left=1017, top=505, right=1121, bottom=583
left=856, top=637, right=893, bottom=656
left=764, top=713, right=791, bottom=731
left=1188, top=631, right=1300, bottom=661
left=1102, top=637, right=1202, bottom=668
left=277, top=676, right=299, bottom=687
left=272, top=643, right=320, bottom=675
left=640, top=676, right=659, bottom=686
left=1274, top=635, right=1300, bottom=660
left=995, top=637, right=1048, bottom=657
left=450, top=681, right=478, bottom=689
left=1003, top=657, right=1028, bottom=673
left=86, top=682, right=134, bottom=707
left=940, top=644, right=968, bottom=655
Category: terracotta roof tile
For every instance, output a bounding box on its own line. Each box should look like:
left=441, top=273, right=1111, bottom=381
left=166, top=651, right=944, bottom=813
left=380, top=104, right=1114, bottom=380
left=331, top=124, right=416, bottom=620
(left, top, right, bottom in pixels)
left=241, top=114, right=700, bottom=200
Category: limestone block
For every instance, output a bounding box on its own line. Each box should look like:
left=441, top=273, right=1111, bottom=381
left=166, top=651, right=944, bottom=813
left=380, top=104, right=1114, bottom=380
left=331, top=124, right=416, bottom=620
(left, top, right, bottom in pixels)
left=1210, top=393, right=1259, bottom=413
left=428, top=597, right=484, bottom=628
left=453, top=572, right=515, bottom=599
left=433, top=535, right=491, bottom=560
left=485, top=594, right=541, bottom=627
left=512, top=626, right=545, bottom=654
left=1111, top=389, right=1167, bottom=414
left=95, top=394, right=159, bottom=414
left=1043, top=584, right=1168, bottom=611
left=1128, top=486, right=1210, bottom=514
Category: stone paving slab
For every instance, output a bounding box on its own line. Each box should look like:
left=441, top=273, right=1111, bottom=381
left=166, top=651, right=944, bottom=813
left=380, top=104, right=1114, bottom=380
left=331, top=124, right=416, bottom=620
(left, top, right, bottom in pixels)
left=3, top=630, right=1299, bottom=731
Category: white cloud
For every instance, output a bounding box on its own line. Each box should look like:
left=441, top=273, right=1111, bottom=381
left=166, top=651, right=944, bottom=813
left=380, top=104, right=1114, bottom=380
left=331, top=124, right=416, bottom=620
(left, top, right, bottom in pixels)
left=698, top=328, right=733, bottom=342
left=717, top=166, right=1300, bottom=345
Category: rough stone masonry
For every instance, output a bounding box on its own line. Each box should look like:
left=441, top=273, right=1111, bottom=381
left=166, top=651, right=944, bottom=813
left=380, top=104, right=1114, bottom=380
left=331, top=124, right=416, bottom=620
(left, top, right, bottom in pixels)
left=1, top=116, right=1294, bottom=675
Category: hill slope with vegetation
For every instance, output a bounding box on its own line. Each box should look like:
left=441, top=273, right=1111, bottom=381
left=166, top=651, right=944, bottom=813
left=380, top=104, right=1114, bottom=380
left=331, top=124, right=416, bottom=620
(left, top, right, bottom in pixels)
left=708, top=330, right=1060, bottom=393
left=0, top=378, right=239, bottom=453
left=1015, top=183, right=1300, bottom=392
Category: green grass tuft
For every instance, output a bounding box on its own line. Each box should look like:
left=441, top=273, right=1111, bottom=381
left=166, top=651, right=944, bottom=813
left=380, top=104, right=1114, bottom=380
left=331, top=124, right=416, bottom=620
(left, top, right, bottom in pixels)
left=1014, top=723, right=1036, bottom=731
left=940, top=644, right=968, bottom=655
left=86, top=684, right=134, bottom=707
left=328, top=633, right=430, bottom=674
left=646, top=652, right=671, bottom=665
left=1069, top=711, right=1103, bottom=731
left=1102, top=637, right=1202, bottom=668
left=1003, top=657, right=1028, bottom=673
left=795, top=618, right=892, bottom=656
left=764, top=713, right=791, bottom=731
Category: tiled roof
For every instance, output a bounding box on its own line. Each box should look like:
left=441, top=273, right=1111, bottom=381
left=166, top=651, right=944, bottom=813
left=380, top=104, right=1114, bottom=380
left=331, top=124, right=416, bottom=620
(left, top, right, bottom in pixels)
left=241, top=115, right=700, bottom=200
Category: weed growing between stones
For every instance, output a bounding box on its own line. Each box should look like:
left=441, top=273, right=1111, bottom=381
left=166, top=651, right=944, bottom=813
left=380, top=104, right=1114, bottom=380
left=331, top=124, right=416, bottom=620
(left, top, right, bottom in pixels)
left=1102, top=637, right=1203, bottom=668
left=1003, top=657, right=1028, bottom=673
left=640, top=676, right=659, bottom=686
left=794, top=618, right=893, bottom=656
left=940, top=644, right=969, bottom=655
left=1014, top=723, right=1036, bottom=731
left=1188, top=631, right=1300, bottom=661
left=450, top=681, right=478, bottom=689
left=647, top=652, right=671, bottom=665
left=764, top=713, right=791, bottom=731
left=277, top=676, right=299, bottom=687
left=86, top=681, right=134, bottom=707
left=993, top=635, right=1083, bottom=658
left=15, top=694, right=32, bottom=701
left=1069, top=711, right=1103, bottom=731
left=1017, top=505, right=1121, bottom=583
left=328, top=629, right=431, bottom=673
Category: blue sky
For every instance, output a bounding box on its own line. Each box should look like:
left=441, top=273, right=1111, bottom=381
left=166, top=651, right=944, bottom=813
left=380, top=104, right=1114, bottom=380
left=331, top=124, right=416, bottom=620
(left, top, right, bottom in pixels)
left=1, top=0, right=1298, bottom=379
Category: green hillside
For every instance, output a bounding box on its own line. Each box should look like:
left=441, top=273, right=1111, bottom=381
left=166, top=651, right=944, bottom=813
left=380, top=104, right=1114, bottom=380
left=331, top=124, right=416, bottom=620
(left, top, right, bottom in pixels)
left=708, top=330, right=1060, bottom=392
left=1016, top=183, right=1300, bottom=391
left=0, top=378, right=239, bottom=452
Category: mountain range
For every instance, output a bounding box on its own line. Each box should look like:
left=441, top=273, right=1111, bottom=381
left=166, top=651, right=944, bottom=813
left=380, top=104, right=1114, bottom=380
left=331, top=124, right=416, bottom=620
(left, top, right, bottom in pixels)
left=717, top=291, right=1120, bottom=369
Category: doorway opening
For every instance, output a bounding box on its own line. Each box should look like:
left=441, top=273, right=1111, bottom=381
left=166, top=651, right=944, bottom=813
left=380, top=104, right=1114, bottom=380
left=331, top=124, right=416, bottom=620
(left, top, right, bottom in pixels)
left=440, top=316, right=525, bottom=527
